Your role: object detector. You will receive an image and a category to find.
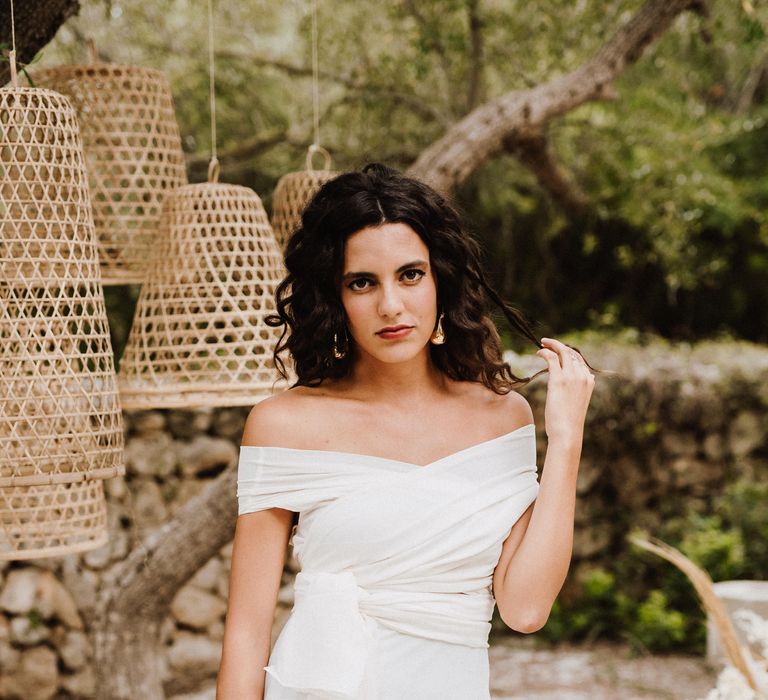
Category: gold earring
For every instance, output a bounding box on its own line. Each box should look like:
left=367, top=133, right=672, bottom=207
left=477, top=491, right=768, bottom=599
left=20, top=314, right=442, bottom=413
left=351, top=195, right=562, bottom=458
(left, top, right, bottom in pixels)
left=333, top=331, right=347, bottom=359
left=430, top=312, right=446, bottom=345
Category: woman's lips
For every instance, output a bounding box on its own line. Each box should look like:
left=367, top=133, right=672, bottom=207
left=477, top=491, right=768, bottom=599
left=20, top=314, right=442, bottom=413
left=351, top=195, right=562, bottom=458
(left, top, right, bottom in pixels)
left=377, top=327, right=413, bottom=340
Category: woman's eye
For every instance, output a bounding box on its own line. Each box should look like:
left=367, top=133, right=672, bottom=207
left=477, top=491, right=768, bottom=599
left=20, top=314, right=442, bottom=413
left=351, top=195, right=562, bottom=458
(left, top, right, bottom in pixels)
left=402, top=269, right=425, bottom=283
left=348, top=278, right=372, bottom=291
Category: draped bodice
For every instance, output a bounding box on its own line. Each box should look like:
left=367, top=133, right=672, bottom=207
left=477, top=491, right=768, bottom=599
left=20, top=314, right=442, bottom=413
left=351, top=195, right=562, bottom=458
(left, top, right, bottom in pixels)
left=237, top=424, right=539, bottom=699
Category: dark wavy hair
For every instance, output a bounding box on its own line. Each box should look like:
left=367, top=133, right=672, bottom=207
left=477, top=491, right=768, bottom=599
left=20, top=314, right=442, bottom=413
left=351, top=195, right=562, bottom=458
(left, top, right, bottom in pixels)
left=266, top=163, right=553, bottom=393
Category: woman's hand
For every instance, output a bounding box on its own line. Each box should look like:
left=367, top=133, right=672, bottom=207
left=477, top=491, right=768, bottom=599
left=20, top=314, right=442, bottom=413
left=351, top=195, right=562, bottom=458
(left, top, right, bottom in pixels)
left=536, top=337, right=595, bottom=444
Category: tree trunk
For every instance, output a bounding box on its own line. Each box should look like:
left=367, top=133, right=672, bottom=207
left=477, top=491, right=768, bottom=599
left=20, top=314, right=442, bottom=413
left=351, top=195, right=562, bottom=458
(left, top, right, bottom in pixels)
left=91, top=621, right=165, bottom=698
left=0, top=0, right=79, bottom=85
left=90, top=464, right=238, bottom=698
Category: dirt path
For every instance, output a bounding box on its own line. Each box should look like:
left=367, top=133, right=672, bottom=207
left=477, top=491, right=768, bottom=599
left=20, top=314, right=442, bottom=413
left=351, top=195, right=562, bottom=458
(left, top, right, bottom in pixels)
left=490, top=640, right=717, bottom=700
left=171, top=640, right=718, bottom=699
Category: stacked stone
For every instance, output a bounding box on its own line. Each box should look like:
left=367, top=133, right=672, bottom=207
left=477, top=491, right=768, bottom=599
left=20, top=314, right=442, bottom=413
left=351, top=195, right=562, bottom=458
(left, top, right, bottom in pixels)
left=0, top=405, right=260, bottom=700
left=0, top=566, right=89, bottom=699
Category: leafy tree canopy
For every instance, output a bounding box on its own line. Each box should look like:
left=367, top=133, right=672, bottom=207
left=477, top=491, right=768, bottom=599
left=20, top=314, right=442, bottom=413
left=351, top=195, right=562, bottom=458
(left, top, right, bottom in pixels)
left=34, top=0, right=768, bottom=342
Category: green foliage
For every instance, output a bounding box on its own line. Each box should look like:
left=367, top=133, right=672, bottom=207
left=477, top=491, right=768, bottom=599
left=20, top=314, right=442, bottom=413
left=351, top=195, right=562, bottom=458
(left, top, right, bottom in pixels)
left=0, top=41, right=44, bottom=85
left=26, top=609, right=44, bottom=629
left=103, top=285, right=141, bottom=367
left=538, top=478, right=768, bottom=653
left=714, top=480, right=768, bottom=579
left=631, top=590, right=688, bottom=652
left=35, top=1, right=768, bottom=342
left=678, top=516, right=746, bottom=582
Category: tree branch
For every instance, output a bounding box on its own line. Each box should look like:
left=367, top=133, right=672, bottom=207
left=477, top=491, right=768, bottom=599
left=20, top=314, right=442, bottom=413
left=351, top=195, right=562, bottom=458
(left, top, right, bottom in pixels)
left=217, top=49, right=451, bottom=127
left=216, top=49, right=344, bottom=85
left=0, top=0, right=80, bottom=85
left=92, top=462, right=239, bottom=698
left=186, top=128, right=287, bottom=173
left=503, top=131, right=589, bottom=217
left=341, top=88, right=451, bottom=127
left=403, top=0, right=451, bottom=76
left=407, top=0, right=703, bottom=194
left=735, top=44, right=768, bottom=115
left=67, top=21, right=113, bottom=63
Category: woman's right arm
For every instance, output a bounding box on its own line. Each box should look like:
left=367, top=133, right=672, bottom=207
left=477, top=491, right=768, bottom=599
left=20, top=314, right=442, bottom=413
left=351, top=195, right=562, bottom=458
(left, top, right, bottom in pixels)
left=217, top=398, right=295, bottom=699
left=216, top=508, right=293, bottom=699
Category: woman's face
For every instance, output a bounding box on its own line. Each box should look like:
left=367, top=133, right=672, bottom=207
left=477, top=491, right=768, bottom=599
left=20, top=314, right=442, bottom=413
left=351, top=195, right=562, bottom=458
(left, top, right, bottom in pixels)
left=340, top=222, right=438, bottom=365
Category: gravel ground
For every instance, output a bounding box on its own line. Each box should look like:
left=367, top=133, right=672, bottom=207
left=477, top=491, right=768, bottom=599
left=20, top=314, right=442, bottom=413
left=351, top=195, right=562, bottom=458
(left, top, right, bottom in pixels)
left=174, top=640, right=719, bottom=699
left=490, top=639, right=718, bottom=700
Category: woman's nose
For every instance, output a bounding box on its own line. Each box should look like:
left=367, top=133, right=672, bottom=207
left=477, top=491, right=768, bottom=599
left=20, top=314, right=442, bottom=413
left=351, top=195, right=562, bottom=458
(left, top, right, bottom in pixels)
left=377, top=283, right=404, bottom=317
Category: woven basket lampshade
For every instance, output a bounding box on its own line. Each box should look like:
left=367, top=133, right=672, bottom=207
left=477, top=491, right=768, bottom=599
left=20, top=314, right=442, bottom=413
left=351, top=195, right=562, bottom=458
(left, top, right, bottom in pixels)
left=35, top=60, right=188, bottom=285
left=271, top=145, right=337, bottom=250
left=117, top=167, right=290, bottom=409
left=1, top=65, right=125, bottom=560
left=0, top=482, right=108, bottom=561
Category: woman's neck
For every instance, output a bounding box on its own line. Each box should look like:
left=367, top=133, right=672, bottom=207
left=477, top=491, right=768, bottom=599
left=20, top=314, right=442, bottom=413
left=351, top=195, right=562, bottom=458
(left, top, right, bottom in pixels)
left=344, top=348, right=449, bottom=406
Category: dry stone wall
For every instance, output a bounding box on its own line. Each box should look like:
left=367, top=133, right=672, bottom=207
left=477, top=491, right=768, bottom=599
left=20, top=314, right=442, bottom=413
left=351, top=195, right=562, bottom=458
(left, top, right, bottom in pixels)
left=1, top=340, right=766, bottom=699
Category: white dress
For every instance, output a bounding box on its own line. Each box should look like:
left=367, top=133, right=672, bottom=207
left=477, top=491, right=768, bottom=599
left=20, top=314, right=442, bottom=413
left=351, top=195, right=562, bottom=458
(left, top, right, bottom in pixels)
left=237, top=423, right=540, bottom=700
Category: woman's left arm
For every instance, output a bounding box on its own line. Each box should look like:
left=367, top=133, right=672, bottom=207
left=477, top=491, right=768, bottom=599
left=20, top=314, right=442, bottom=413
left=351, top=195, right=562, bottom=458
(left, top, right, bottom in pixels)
left=492, top=337, right=595, bottom=633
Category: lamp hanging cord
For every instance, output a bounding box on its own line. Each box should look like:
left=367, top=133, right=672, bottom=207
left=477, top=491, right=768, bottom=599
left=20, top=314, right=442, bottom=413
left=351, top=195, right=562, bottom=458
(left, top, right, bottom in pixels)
left=8, top=0, right=17, bottom=87
left=305, top=0, right=330, bottom=172
left=9, top=0, right=16, bottom=53
left=207, top=0, right=219, bottom=182
left=311, top=0, right=320, bottom=148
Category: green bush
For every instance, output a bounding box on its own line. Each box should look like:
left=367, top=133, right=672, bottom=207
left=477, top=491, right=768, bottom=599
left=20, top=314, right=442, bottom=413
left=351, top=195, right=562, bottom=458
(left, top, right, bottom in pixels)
left=678, top=516, right=746, bottom=582
left=630, top=590, right=687, bottom=651
left=540, top=566, right=628, bottom=645
left=538, top=477, right=768, bottom=652
left=716, top=480, right=768, bottom=579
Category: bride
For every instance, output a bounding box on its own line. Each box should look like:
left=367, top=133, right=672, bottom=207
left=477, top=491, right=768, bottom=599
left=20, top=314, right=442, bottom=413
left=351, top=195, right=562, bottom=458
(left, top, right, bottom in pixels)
left=217, top=163, right=595, bottom=699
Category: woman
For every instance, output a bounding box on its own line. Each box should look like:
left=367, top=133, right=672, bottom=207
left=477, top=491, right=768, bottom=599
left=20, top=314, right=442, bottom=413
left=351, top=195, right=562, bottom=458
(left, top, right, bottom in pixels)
left=217, top=163, right=595, bottom=699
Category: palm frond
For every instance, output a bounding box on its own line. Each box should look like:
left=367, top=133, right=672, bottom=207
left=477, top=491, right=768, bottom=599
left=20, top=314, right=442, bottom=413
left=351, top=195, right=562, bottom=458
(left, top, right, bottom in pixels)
left=629, top=534, right=757, bottom=691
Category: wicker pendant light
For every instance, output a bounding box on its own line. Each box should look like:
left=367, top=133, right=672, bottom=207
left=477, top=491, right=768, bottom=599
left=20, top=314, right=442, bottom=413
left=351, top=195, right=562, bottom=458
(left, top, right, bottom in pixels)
left=116, top=161, right=289, bottom=409
left=35, top=43, right=188, bottom=285
left=117, top=0, right=289, bottom=409
left=0, top=483, right=108, bottom=561
left=271, top=145, right=337, bottom=249
left=271, top=2, right=337, bottom=250
left=1, top=51, right=125, bottom=560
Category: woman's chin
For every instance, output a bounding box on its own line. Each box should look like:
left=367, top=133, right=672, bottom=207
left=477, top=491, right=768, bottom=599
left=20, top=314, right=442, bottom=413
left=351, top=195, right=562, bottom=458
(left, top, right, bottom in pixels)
left=364, top=344, right=431, bottom=365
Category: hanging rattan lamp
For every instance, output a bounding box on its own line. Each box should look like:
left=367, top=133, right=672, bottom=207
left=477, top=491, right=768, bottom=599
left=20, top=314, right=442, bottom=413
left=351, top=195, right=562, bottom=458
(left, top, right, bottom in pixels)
left=34, top=43, right=188, bottom=285
left=0, top=52, right=125, bottom=560
left=271, top=145, right=337, bottom=249
left=116, top=160, right=290, bottom=409
left=117, top=0, right=289, bottom=409
left=270, top=2, right=338, bottom=250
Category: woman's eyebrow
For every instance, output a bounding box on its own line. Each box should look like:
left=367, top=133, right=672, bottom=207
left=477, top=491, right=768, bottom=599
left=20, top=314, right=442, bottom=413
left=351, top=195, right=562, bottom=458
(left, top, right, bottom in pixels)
left=342, top=259, right=428, bottom=281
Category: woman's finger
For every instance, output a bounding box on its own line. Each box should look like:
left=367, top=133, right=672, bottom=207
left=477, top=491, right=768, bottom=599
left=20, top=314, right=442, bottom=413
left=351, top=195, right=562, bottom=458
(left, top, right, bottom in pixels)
left=540, top=338, right=571, bottom=369
left=568, top=349, right=585, bottom=371
left=536, top=347, right=562, bottom=374
left=542, top=338, right=585, bottom=372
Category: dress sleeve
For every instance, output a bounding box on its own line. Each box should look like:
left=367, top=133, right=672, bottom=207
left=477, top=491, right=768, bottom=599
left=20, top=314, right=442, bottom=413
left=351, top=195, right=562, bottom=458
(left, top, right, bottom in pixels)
left=236, top=446, right=342, bottom=515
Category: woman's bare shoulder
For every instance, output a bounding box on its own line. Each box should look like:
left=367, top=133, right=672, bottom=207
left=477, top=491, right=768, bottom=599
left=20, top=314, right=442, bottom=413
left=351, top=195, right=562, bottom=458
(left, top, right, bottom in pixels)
left=497, top=389, right=534, bottom=431
left=452, top=381, right=534, bottom=434
left=241, top=384, right=342, bottom=447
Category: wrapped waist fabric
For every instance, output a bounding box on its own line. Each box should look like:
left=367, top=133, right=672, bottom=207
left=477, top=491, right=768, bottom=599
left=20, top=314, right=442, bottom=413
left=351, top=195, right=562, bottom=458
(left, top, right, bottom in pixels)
left=237, top=424, right=540, bottom=700
left=265, top=570, right=495, bottom=698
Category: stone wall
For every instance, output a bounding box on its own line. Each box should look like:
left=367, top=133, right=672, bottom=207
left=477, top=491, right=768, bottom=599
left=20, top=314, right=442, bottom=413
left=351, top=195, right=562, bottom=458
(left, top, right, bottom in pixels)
left=1, top=339, right=766, bottom=699
left=510, top=339, right=768, bottom=562
left=0, top=406, right=254, bottom=700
